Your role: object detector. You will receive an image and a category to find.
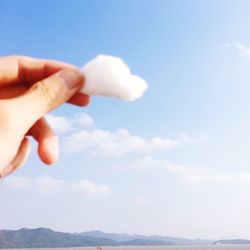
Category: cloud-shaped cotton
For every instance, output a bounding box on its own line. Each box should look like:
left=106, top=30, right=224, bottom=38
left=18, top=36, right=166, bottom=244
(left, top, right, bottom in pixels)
left=80, top=55, right=148, bottom=101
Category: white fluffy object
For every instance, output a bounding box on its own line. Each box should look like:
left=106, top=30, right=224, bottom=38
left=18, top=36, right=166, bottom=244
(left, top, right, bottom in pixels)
left=80, top=55, right=148, bottom=101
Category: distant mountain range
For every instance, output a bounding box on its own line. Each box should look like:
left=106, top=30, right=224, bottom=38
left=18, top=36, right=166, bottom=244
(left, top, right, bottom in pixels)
left=214, top=239, right=250, bottom=245
left=76, top=230, right=213, bottom=245
left=0, top=227, right=248, bottom=248
left=0, top=228, right=115, bottom=248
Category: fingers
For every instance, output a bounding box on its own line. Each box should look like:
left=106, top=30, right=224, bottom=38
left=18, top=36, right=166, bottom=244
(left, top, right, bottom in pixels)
left=0, top=55, right=77, bottom=87
left=0, top=84, right=28, bottom=99
left=68, top=93, right=91, bottom=106
left=5, top=68, right=84, bottom=130
left=0, top=117, right=61, bottom=178
left=0, top=55, right=90, bottom=106
left=0, top=137, right=30, bottom=178
left=0, top=84, right=90, bottom=106
left=28, top=118, right=59, bottom=164
left=0, top=83, right=90, bottom=110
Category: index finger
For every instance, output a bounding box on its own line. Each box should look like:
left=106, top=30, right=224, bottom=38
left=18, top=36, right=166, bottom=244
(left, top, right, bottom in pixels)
left=0, top=55, right=77, bottom=87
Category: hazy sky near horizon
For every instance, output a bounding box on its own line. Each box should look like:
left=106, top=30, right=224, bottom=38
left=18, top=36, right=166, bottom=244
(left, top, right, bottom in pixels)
left=1, top=0, right=250, bottom=240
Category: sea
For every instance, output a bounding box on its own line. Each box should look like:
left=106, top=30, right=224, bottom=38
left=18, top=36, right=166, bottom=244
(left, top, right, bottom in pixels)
left=2, top=246, right=250, bottom=250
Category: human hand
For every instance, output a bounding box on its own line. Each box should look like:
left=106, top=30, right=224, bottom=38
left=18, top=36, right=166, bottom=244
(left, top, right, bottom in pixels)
left=0, top=56, right=90, bottom=178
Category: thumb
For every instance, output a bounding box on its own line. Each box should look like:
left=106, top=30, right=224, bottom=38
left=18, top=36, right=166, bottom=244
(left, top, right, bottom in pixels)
left=8, top=68, right=84, bottom=126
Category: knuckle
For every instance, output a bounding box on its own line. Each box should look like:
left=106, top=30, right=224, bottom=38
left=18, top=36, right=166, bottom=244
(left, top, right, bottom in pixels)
left=34, top=80, right=57, bottom=105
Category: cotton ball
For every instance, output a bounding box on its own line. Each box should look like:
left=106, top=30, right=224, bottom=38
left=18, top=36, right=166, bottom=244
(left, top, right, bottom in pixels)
left=80, top=55, right=148, bottom=101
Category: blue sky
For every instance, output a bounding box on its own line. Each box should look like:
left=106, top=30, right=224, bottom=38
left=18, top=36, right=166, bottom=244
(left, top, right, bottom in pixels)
left=1, top=0, right=250, bottom=239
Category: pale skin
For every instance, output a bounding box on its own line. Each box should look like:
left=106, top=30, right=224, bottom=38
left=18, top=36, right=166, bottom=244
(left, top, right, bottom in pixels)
left=0, top=56, right=90, bottom=178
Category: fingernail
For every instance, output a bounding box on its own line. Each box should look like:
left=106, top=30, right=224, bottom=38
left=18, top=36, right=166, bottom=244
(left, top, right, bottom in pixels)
left=59, top=69, right=84, bottom=89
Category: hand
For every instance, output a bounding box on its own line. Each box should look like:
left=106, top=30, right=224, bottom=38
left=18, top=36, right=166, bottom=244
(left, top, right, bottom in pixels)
left=0, top=56, right=90, bottom=178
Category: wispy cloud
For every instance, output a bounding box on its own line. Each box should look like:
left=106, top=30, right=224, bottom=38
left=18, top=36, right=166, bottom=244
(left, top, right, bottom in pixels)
left=62, top=129, right=203, bottom=157
left=73, top=113, right=95, bottom=127
left=133, top=196, right=149, bottom=204
left=3, top=176, right=111, bottom=197
left=71, top=179, right=111, bottom=196
left=45, top=112, right=95, bottom=134
left=135, top=155, right=163, bottom=169
left=45, top=113, right=204, bottom=157
left=167, top=164, right=250, bottom=184
left=134, top=156, right=250, bottom=184
left=225, top=42, right=250, bottom=57
left=46, top=114, right=72, bottom=133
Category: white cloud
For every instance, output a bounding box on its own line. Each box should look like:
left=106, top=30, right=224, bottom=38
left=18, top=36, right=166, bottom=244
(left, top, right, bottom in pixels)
left=3, top=176, right=111, bottom=197
left=133, top=156, right=250, bottom=185
left=46, top=114, right=72, bottom=133
left=134, top=196, right=149, bottom=204
left=62, top=129, right=201, bottom=157
left=3, top=176, right=30, bottom=189
left=46, top=113, right=95, bottom=134
left=71, top=180, right=111, bottom=196
left=45, top=114, right=203, bottom=158
left=167, top=164, right=250, bottom=184
left=225, top=42, right=250, bottom=57
left=34, top=176, right=64, bottom=192
left=73, top=113, right=95, bottom=127
left=135, top=155, right=163, bottom=169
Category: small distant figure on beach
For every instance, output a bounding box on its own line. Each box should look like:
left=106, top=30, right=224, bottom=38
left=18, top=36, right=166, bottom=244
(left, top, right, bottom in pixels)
left=97, top=247, right=103, bottom=250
